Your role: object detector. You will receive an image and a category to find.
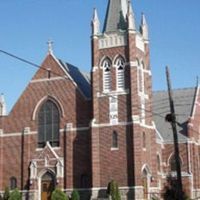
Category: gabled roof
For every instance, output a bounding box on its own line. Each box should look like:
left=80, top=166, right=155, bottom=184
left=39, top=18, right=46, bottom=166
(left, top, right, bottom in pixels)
left=58, top=59, right=91, bottom=99
left=103, top=0, right=128, bottom=33
left=153, top=87, right=196, bottom=143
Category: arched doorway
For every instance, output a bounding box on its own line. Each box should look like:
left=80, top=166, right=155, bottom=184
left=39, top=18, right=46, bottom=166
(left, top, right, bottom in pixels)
left=41, top=171, right=55, bottom=200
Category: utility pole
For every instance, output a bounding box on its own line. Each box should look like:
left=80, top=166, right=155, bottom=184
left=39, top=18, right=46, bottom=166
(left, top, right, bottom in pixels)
left=165, top=66, right=183, bottom=200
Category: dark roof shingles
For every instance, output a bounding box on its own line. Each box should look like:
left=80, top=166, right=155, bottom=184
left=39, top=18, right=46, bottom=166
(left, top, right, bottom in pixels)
left=153, top=88, right=196, bottom=142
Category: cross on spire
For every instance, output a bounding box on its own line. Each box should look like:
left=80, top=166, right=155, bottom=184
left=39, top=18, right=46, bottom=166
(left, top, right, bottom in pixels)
left=47, top=39, right=54, bottom=54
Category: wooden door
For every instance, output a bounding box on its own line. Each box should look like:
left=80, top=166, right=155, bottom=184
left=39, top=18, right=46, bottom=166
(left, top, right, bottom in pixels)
left=41, top=180, right=54, bottom=200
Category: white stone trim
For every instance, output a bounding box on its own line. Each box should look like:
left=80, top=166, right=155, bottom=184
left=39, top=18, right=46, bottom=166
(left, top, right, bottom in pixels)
left=97, top=89, right=129, bottom=97
left=129, top=61, right=138, bottom=67
left=136, top=34, right=145, bottom=52
left=30, top=76, right=66, bottom=83
left=111, top=147, right=119, bottom=151
left=132, top=115, right=140, bottom=123
left=32, top=95, right=65, bottom=120
left=99, top=33, right=127, bottom=49
left=0, top=131, right=37, bottom=137
left=143, top=69, right=152, bottom=76
left=92, top=66, right=98, bottom=72
left=139, top=122, right=155, bottom=129
left=191, top=86, right=200, bottom=118
left=0, top=125, right=90, bottom=137
left=92, top=120, right=133, bottom=128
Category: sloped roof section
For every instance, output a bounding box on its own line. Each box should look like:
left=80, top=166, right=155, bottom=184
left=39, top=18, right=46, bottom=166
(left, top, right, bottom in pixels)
left=103, top=0, right=128, bottom=33
left=153, top=87, right=196, bottom=143
left=58, top=60, right=91, bottom=99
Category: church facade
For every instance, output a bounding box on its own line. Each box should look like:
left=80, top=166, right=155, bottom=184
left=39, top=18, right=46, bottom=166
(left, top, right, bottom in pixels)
left=0, top=0, right=200, bottom=199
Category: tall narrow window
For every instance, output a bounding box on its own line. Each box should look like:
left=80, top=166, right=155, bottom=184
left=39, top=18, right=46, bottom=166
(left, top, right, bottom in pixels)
left=157, top=155, right=161, bottom=172
left=102, top=59, right=111, bottom=92
left=116, top=58, right=125, bottom=90
left=139, top=62, right=145, bottom=93
left=10, top=177, right=17, bottom=190
left=38, top=100, right=60, bottom=148
left=142, top=132, right=146, bottom=149
left=112, top=131, right=118, bottom=148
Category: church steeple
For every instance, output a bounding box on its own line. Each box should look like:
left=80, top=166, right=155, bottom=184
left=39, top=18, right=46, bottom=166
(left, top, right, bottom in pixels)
left=103, top=0, right=129, bottom=33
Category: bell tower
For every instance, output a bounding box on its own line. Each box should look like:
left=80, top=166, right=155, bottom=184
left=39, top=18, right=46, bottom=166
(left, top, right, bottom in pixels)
left=91, top=0, right=158, bottom=199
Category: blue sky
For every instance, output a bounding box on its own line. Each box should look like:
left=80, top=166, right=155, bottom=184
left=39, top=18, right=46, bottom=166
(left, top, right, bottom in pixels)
left=0, top=0, right=200, bottom=112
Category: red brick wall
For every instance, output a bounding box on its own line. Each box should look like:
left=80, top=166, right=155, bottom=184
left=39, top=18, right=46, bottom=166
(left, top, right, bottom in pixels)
left=0, top=54, right=92, bottom=190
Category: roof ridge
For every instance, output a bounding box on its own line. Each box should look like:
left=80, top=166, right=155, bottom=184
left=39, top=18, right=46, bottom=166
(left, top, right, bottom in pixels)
left=153, top=87, right=195, bottom=93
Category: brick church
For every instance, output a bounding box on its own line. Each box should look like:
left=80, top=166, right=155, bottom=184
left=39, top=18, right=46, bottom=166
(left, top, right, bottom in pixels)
left=0, top=0, right=200, bottom=199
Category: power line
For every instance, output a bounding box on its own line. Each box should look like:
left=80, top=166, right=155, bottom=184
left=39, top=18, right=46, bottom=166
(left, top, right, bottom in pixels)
left=0, top=49, right=67, bottom=79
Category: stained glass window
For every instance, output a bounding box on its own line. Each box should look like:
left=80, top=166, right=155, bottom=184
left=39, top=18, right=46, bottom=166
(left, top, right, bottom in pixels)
left=38, top=100, right=60, bottom=148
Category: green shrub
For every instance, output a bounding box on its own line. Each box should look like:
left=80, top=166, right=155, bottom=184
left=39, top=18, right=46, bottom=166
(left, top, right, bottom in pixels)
left=8, top=189, right=22, bottom=200
left=162, top=175, right=190, bottom=200
left=3, top=187, right=10, bottom=200
left=51, top=188, right=68, bottom=200
left=107, top=180, right=121, bottom=200
left=71, top=190, right=80, bottom=200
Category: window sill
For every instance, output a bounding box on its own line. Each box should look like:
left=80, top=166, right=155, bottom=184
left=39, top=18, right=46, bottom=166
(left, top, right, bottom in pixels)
left=97, top=89, right=129, bottom=97
left=36, top=146, right=61, bottom=151
left=111, top=147, right=119, bottom=151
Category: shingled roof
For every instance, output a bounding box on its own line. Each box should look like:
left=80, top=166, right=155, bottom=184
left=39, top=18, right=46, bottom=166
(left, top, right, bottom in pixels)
left=153, top=87, right=197, bottom=143
left=103, top=0, right=128, bottom=33
left=58, top=60, right=91, bottom=99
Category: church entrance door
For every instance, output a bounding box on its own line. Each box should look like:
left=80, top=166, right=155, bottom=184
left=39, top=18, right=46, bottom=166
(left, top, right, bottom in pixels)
left=41, top=172, right=55, bottom=200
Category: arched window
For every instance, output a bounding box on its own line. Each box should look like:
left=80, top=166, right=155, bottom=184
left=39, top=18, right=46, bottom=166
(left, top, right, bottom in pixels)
left=116, top=57, right=125, bottom=90
left=112, top=131, right=118, bottom=148
left=10, top=177, right=17, bottom=190
left=38, top=100, right=60, bottom=148
left=102, top=59, right=111, bottom=92
left=169, top=154, right=182, bottom=172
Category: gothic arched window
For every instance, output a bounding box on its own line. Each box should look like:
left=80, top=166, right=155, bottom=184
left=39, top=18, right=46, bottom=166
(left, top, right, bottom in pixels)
left=102, top=59, right=111, bottom=92
left=112, top=131, right=118, bottom=148
left=116, top=57, right=125, bottom=90
left=38, top=100, right=60, bottom=148
left=10, top=177, right=17, bottom=190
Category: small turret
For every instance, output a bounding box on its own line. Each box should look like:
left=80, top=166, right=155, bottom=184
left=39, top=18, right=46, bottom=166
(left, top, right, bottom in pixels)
left=0, top=93, right=6, bottom=116
left=127, top=0, right=136, bottom=31
left=92, top=8, right=100, bottom=36
left=140, top=13, right=149, bottom=41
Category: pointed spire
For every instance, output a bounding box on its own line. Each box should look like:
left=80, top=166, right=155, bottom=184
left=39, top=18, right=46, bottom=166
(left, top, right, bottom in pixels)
left=140, top=13, right=149, bottom=41
left=47, top=39, right=54, bottom=54
left=0, top=93, right=6, bottom=116
left=127, top=0, right=136, bottom=31
left=92, top=8, right=100, bottom=36
left=103, top=0, right=128, bottom=33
